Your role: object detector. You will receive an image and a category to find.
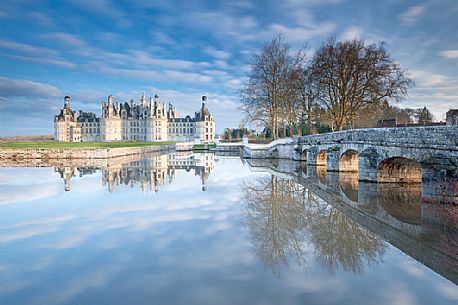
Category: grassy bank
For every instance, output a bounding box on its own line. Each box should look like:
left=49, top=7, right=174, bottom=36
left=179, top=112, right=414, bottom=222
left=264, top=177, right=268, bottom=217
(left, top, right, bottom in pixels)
left=193, top=143, right=217, bottom=150
left=0, top=141, right=175, bottom=149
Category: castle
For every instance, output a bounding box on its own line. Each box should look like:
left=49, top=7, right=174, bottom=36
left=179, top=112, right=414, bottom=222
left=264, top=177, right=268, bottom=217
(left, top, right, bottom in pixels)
left=54, top=93, right=215, bottom=142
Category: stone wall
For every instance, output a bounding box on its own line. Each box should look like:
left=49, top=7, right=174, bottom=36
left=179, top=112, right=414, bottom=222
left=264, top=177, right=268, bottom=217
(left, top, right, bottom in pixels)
left=242, top=138, right=295, bottom=159
left=0, top=144, right=175, bottom=162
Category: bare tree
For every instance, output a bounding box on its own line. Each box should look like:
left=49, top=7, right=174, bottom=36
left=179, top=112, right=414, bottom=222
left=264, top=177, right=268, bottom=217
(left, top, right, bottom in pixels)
left=292, top=62, right=320, bottom=135
left=240, top=34, right=296, bottom=140
left=310, top=38, right=413, bottom=131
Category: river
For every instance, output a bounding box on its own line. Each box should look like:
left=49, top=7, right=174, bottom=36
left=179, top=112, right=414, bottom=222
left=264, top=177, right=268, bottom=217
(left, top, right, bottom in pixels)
left=0, top=152, right=457, bottom=304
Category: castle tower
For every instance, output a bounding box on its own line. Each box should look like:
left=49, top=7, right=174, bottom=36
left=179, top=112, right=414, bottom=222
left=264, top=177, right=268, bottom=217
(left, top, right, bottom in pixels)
left=141, top=91, right=147, bottom=107
left=195, top=95, right=214, bottom=143
left=54, top=96, right=81, bottom=142
left=107, top=95, right=114, bottom=117
left=64, top=96, right=71, bottom=109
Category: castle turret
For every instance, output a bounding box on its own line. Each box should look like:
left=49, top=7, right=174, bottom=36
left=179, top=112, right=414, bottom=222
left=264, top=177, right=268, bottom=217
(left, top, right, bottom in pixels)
left=107, top=95, right=114, bottom=117
left=141, top=91, right=147, bottom=107
left=64, top=96, right=71, bottom=109
left=201, top=95, right=210, bottom=118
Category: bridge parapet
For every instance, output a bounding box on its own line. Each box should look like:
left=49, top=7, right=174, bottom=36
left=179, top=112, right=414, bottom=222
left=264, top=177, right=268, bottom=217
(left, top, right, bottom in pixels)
left=298, top=126, right=458, bottom=149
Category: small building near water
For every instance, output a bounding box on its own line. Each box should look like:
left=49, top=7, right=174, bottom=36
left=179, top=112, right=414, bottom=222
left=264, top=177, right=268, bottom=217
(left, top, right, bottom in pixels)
left=446, top=109, right=458, bottom=126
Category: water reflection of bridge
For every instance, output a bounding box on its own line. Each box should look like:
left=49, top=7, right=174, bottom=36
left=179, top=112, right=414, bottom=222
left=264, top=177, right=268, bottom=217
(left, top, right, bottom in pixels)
left=244, top=159, right=458, bottom=284
left=54, top=152, right=215, bottom=192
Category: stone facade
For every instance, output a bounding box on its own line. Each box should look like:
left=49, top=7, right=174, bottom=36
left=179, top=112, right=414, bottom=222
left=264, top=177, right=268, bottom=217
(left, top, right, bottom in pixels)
left=54, top=94, right=215, bottom=143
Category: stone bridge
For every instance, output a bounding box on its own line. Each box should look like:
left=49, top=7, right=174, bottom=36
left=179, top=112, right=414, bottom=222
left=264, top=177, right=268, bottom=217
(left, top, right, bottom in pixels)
left=297, top=126, right=458, bottom=204
left=243, top=126, right=458, bottom=204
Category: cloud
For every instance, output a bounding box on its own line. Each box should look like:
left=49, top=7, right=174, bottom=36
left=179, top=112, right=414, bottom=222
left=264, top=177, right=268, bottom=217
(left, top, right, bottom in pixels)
left=41, top=32, right=85, bottom=47
left=399, top=6, right=425, bottom=25
left=96, top=65, right=213, bottom=83
left=0, top=39, right=76, bottom=68
left=0, top=52, right=76, bottom=68
left=28, top=11, right=54, bottom=26
left=439, top=50, right=458, bottom=59
left=152, top=32, right=177, bottom=46
left=180, top=12, right=259, bottom=42
left=0, top=40, right=58, bottom=57
left=0, top=76, right=62, bottom=98
left=268, top=22, right=336, bottom=43
left=127, top=50, right=210, bottom=69
left=408, top=70, right=450, bottom=87
left=205, top=47, right=232, bottom=60
left=67, top=0, right=125, bottom=18
left=341, top=26, right=362, bottom=41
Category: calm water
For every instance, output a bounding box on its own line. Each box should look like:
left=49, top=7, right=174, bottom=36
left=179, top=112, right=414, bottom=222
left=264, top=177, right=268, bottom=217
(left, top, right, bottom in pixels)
left=0, top=152, right=457, bottom=305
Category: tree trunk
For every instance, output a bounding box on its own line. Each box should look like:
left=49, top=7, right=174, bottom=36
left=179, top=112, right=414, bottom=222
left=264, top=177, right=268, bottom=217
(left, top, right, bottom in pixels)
left=307, top=116, right=312, bottom=135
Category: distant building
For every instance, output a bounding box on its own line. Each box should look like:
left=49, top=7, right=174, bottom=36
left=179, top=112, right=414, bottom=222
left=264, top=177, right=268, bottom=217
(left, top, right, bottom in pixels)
left=377, top=118, right=397, bottom=128
left=54, top=94, right=215, bottom=142
left=446, top=109, right=458, bottom=126
left=377, top=117, right=447, bottom=128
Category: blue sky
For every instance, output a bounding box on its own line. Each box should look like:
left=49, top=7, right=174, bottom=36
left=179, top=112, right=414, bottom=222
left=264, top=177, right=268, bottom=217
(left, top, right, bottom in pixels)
left=0, top=0, right=457, bottom=136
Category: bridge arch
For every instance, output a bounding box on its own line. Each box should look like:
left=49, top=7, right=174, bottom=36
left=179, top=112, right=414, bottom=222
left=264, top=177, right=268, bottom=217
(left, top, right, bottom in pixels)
left=339, top=149, right=358, bottom=172
left=317, top=149, right=326, bottom=166
left=377, top=157, right=422, bottom=183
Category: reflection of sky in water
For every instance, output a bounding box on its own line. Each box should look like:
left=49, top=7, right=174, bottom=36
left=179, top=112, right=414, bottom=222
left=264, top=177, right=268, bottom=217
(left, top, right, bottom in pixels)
left=0, top=157, right=457, bottom=305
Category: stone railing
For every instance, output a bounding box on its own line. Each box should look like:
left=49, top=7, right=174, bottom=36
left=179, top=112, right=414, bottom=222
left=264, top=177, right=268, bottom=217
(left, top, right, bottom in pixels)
left=298, top=126, right=458, bottom=149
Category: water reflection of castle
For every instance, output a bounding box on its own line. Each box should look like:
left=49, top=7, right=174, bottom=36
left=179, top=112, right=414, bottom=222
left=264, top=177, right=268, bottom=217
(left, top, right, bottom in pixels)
left=55, top=152, right=215, bottom=193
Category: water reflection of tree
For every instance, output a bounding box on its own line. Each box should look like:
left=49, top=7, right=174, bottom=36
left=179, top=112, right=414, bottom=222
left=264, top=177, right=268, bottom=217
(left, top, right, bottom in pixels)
left=241, top=175, right=309, bottom=275
left=309, top=207, right=386, bottom=274
left=240, top=174, right=386, bottom=276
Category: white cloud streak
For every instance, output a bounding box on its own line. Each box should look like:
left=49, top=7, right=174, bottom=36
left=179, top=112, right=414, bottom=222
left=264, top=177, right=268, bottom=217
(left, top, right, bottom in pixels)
left=0, top=76, right=62, bottom=98
left=399, top=6, right=425, bottom=25
left=439, top=50, right=458, bottom=59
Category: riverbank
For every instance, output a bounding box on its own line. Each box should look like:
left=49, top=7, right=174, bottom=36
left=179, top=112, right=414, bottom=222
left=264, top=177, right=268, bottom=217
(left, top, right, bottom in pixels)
left=0, top=142, right=176, bottom=160
left=0, top=141, right=174, bottom=149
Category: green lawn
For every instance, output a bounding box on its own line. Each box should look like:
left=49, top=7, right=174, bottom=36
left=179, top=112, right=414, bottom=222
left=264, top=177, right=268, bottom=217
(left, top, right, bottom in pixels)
left=193, top=143, right=217, bottom=149
left=0, top=141, right=175, bottom=149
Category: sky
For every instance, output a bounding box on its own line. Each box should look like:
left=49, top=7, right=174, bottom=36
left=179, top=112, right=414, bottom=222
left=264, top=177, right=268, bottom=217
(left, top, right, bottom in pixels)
left=0, top=0, right=457, bottom=136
